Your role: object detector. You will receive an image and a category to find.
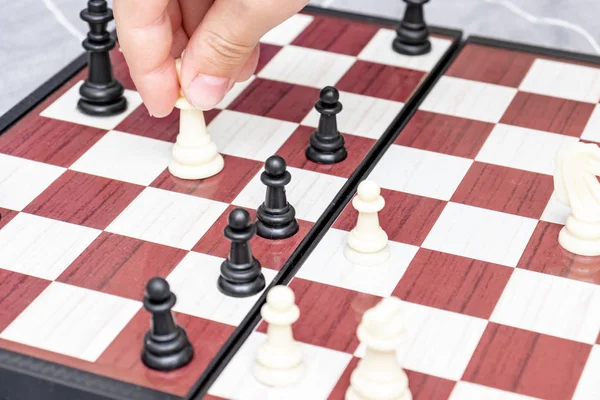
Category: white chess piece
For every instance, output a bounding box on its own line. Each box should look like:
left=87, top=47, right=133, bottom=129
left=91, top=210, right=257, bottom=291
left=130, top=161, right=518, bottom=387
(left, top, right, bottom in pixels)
left=344, top=180, right=391, bottom=265
left=168, top=58, right=224, bottom=180
left=253, top=285, right=304, bottom=387
left=346, top=297, right=412, bottom=400
left=554, top=141, right=600, bottom=256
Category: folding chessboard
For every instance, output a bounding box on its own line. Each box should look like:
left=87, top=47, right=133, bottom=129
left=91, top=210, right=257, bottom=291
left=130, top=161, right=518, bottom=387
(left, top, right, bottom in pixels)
left=203, top=38, right=600, bottom=400
left=0, top=6, right=461, bottom=400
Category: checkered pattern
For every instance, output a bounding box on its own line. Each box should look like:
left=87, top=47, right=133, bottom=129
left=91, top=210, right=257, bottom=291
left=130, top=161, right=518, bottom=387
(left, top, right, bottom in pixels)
left=0, top=10, right=455, bottom=398
left=207, top=42, right=600, bottom=400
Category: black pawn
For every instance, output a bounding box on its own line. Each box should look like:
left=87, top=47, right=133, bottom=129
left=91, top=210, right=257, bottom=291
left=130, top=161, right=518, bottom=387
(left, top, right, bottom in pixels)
left=218, top=209, right=266, bottom=297
left=393, top=0, right=431, bottom=56
left=78, top=0, right=127, bottom=116
left=256, top=156, right=299, bottom=240
left=306, top=86, right=347, bottom=164
left=141, top=277, right=194, bottom=371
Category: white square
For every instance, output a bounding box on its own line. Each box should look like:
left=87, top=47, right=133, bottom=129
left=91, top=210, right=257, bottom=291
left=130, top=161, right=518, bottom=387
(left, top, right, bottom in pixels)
left=519, top=58, right=600, bottom=103
left=167, top=252, right=276, bottom=326
left=260, top=13, right=314, bottom=46
left=450, top=381, right=539, bottom=400
left=258, top=45, right=356, bottom=89
left=106, top=187, right=228, bottom=250
left=422, top=202, right=538, bottom=267
left=581, top=104, right=600, bottom=142
left=233, top=167, right=346, bottom=223
left=369, top=144, right=472, bottom=201
left=0, top=154, right=65, bottom=211
left=358, top=29, right=453, bottom=72
left=354, top=301, right=487, bottom=381
left=0, top=213, right=101, bottom=280
left=490, top=269, right=600, bottom=344
left=216, top=76, right=256, bottom=109
left=301, top=90, right=403, bottom=139
left=420, top=76, right=518, bottom=123
left=540, top=193, right=571, bottom=225
left=40, top=81, right=143, bottom=131
left=296, top=228, right=419, bottom=297
left=0, top=282, right=140, bottom=362
left=208, top=331, right=352, bottom=400
left=69, top=130, right=172, bottom=186
left=208, top=110, right=299, bottom=161
left=475, top=124, right=578, bottom=175
left=573, top=345, right=600, bottom=400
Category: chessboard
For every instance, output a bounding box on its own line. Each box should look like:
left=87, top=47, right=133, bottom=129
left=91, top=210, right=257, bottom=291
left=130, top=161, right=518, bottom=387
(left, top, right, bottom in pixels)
left=0, top=5, right=461, bottom=400
left=200, top=37, right=600, bottom=400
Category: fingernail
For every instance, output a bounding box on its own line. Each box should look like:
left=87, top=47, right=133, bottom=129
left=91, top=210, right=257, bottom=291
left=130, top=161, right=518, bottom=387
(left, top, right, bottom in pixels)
left=186, top=75, right=229, bottom=110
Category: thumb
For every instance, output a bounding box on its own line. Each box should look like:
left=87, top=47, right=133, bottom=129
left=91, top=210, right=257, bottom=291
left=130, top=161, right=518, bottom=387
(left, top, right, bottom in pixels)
left=180, top=0, right=308, bottom=110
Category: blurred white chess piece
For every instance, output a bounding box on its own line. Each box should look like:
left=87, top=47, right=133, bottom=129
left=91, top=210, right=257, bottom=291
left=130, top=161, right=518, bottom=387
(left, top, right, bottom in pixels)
left=554, top=141, right=600, bottom=256
left=346, top=297, right=412, bottom=400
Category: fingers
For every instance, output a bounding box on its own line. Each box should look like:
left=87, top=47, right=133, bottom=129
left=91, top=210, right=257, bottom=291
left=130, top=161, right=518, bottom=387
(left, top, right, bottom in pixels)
left=179, top=0, right=214, bottom=37
left=113, top=0, right=181, bottom=117
left=236, top=44, right=260, bottom=83
left=180, top=0, right=309, bottom=109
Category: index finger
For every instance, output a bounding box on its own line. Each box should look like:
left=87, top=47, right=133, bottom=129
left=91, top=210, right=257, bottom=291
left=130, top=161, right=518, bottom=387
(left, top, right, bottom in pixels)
left=113, top=0, right=180, bottom=117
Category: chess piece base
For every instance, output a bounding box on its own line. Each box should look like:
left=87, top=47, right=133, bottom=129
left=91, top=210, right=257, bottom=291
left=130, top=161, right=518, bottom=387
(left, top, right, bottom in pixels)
left=256, top=205, right=299, bottom=240
left=306, top=145, right=347, bottom=165
left=347, top=228, right=388, bottom=254
left=78, top=80, right=127, bottom=116
left=344, top=244, right=391, bottom=266
left=345, top=387, right=412, bottom=400
left=141, top=327, right=194, bottom=371
left=218, top=258, right=266, bottom=298
left=392, top=35, right=431, bottom=56
left=253, top=343, right=304, bottom=387
left=559, top=215, right=600, bottom=256
left=168, top=151, right=224, bottom=180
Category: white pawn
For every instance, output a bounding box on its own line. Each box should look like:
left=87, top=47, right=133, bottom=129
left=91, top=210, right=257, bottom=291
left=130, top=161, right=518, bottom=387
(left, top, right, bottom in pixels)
left=344, top=180, right=390, bottom=265
left=168, top=57, right=224, bottom=180
left=253, top=285, right=304, bottom=387
left=346, top=297, right=411, bottom=400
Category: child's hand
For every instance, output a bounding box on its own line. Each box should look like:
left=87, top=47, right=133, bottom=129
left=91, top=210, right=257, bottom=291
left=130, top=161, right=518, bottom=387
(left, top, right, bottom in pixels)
left=114, top=0, right=309, bottom=116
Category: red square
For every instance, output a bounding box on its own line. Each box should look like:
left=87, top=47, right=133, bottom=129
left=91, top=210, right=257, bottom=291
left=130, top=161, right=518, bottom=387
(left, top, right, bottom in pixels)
left=24, top=170, right=145, bottom=230
left=257, top=278, right=382, bottom=353
left=0, top=115, right=104, bottom=168
left=463, top=323, right=591, bottom=400
left=227, top=78, right=319, bottom=123
left=500, top=91, right=595, bottom=137
left=336, top=61, right=426, bottom=102
left=0, top=208, right=18, bottom=229
left=277, top=125, right=376, bottom=179
left=151, top=155, right=262, bottom=204
left=292, top=15, right=379, bottom=56
left=256, top=43, right=282, bottom=74
left=517, top=221, right=600, bottom=284
left=446, top=43, right=536, bottom=87
left=57, top=232, right=187, bottom=301
left=333, top=189, right=446, bottom=246
left=97, top=309, right=235, bottom=396
left=451, top=162, right=554, bottom=219
left=393, top=249, right=512, bottom=319
left=116, top=104, right=221, bottom=142
left=328, top=357, right=456, bottom=400
left=0, top=270, right=50, bottom=332
left=193, top=205, right=313, bottom=272
left=394, top=110, right=494, bottom=158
